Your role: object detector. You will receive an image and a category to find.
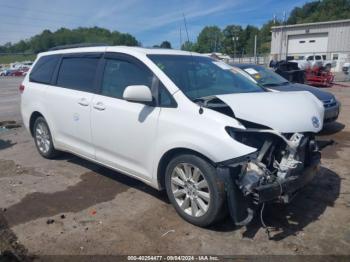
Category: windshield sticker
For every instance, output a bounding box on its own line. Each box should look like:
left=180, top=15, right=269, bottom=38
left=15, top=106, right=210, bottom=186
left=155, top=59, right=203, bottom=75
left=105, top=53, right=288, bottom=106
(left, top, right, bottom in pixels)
left=212, top=61, right=232, bottom=70
left=244, top=68, right=259, bottom=75
left=253, top=74, right=261, bottom=79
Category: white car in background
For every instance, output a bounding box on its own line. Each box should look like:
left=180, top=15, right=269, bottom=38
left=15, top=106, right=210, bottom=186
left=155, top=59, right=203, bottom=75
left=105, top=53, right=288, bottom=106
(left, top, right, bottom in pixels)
left=343, top=62, right=350, bottom=74
left=0, top=69, right=10, bottom=76
left=21, top=45, right=324, bottom=227
left=290, top=54, right=336, bottom=70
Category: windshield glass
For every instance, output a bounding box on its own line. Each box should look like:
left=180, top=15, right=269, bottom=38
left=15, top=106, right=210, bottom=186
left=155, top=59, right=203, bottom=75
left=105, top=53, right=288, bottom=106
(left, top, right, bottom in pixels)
left=241, top=66, right=289, bottom=86
left=148, top=55, right=263, bottom=100
left=293, top=56, right=305, bottom=60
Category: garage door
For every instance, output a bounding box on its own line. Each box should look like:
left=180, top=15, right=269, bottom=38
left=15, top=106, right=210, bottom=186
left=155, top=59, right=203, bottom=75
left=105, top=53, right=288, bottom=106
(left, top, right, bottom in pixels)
left=287, top=33, right=328, bottom=54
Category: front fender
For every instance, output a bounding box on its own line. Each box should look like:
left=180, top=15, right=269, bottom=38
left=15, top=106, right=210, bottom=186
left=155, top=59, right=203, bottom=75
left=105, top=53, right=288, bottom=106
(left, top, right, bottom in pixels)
left=154, top=131, right=256, bottom=165
left=153, top=105, right=257, bottom=186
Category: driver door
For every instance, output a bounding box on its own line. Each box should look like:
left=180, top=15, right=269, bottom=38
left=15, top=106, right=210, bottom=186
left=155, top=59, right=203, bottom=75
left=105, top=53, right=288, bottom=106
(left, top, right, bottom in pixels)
left=91, top=53, right=160, bottom=181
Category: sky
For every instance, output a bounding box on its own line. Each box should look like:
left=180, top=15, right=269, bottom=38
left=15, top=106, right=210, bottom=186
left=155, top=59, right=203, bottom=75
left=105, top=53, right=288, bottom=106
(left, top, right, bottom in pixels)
left=0, top=0, right=311, bottom=48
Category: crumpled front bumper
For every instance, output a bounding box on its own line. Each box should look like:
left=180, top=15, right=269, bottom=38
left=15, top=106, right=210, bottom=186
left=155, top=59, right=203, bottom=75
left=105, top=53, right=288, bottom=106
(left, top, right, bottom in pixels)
left=216, top=151, right=321, bottom=226
left=254, top=152, right=321, bottom=203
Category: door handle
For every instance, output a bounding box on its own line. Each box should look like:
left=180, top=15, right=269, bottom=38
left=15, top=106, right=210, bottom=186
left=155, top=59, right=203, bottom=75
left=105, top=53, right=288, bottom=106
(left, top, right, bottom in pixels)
left=93, top=102, right=106, bottom=111
left=78, top=98, right=89, bottom=106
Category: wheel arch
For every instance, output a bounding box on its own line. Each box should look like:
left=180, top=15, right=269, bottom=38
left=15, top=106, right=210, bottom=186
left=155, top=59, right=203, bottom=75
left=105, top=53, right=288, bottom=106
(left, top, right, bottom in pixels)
left=29, top=111, right=44, bottom=136
left=156, top=147, right=216, bottom=190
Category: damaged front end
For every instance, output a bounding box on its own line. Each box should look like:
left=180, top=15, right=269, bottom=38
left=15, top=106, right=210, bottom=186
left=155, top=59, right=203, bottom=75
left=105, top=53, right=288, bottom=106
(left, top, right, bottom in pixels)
left=218, top=127, right=321, bottom=226
left=196, top=92, right=325, bottom=226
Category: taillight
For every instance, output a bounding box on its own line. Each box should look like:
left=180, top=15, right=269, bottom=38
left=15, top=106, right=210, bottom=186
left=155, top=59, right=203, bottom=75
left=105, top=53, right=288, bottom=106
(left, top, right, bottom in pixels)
left=19, top=84, right=25, bottom=94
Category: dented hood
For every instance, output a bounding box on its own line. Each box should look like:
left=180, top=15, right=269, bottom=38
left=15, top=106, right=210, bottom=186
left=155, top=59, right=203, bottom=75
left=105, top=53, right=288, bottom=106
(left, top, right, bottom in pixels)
left=216, top=91, right=324, bottom=133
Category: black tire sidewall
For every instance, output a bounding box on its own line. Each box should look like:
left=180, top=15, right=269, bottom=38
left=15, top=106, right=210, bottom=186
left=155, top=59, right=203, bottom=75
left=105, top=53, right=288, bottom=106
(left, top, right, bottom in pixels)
left=33, top=117, right=57, bottom=159
left=165, top=154, right=225, bottom=227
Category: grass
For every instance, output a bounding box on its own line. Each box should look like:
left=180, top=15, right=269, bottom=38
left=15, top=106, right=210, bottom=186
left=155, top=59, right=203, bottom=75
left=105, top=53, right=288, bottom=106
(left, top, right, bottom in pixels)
left=0, top=54, right=37, bottom=65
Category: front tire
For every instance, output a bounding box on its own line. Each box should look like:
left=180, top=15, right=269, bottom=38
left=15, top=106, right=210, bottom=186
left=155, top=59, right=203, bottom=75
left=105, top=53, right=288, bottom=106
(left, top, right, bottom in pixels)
left=165, top=154, right=226, bottom=227
left=33, top=117, right=59, bottom=159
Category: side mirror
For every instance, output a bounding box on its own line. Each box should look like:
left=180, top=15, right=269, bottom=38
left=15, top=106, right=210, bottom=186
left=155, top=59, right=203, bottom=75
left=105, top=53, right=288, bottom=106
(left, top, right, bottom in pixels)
left=123, top=85, right=153, bottom=104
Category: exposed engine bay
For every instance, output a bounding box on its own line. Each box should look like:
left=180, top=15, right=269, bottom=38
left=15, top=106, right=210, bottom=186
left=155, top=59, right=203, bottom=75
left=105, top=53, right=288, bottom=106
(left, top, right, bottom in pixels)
left=197, top=95, right=323, bottom=225
left=226, top=127, right=319, bottom=203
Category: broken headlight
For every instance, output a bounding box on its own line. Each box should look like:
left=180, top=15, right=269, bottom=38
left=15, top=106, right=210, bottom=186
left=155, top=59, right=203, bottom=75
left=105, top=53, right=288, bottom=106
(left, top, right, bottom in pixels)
left=225, top=126, right=277, bottom=151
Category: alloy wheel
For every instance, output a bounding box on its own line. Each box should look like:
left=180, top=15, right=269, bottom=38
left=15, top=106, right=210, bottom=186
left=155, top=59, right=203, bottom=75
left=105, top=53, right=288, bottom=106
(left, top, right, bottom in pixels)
left=35, top=122, right=51, bottom=154
left=170, top=163, right=211, bottom=217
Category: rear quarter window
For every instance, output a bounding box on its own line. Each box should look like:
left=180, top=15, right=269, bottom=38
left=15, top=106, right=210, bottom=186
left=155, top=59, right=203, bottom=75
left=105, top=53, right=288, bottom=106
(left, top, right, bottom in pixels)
left=29, top=55, right=60, bottom=84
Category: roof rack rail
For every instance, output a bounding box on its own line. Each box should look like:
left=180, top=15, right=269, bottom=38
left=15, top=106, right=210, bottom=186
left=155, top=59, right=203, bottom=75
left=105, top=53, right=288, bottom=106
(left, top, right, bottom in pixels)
left=48, top=43, right=109, bottom=51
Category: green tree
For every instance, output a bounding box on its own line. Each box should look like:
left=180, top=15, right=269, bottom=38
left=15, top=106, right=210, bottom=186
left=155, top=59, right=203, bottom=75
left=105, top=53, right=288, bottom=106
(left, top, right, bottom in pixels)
left=181, top=41, right=196, bottom=51
left=196, top=26, right=224, bottom=53
left=222, top=25, right=243, bottom=56
left=0, top=27, right=139, bottom=54
left=241, top=25, right=260, bottom=55
left=258, top=20, right=281, bottom=54
left=160, top=41, right=172, bottom=49
left=287, top=0, right=350, bottom=24
left=9, top=40, right=29, bottom=53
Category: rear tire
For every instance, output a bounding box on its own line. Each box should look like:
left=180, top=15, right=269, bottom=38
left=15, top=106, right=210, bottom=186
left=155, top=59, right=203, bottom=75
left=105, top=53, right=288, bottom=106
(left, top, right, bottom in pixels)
left=165, top=154, right=226, bottom=227
left=33, top=117, right=60, bottom=159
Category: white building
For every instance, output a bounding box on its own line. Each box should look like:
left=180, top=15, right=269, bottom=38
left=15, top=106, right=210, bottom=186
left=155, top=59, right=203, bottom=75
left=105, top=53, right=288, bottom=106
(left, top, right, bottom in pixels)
left=271, top=19, right=350, bottom=71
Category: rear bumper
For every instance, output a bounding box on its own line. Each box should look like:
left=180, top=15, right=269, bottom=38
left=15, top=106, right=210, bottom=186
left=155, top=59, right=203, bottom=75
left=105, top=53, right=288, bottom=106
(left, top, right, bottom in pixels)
left=254, top=152, right=320, bottom=203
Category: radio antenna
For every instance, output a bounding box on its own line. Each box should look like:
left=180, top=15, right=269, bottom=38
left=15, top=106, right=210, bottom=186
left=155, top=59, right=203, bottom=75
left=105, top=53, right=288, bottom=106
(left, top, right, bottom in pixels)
left=182, top=13, right=190, bottom=44
left=179, top=25, right=182, bottom=49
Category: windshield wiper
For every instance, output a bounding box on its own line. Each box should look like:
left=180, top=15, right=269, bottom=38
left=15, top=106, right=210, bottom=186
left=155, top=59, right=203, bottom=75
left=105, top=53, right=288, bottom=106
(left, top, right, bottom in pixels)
left=192, top=96, right=216, bottom=104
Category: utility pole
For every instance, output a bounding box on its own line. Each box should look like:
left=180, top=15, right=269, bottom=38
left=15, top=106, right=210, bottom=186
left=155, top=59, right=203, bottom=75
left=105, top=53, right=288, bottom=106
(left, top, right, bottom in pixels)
left=214, top=32, right=217, bottom=53
left=233, top=36, right=236, bottom=59
left=283, top=11, right=287, bottom=59
left=279, top=11, right=286, bottom=60
left=254, top=35, right=257, bottom=64
left=232, top=32, right=238, bottom=60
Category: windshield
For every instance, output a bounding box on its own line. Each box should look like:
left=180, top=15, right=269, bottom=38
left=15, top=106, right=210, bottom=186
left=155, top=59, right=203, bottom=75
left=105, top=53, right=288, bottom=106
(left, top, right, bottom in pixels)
left=148, top=55, right=263, bottom=100
left=241, top=66, right=289, bottom=86
left=293, top=56, right=305, bottom=60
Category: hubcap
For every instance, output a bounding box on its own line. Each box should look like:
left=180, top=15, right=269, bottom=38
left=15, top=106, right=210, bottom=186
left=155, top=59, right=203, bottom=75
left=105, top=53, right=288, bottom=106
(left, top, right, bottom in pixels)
left=171, top=163, right=210, bottom=217
left=35, top=122, right=51, bottom=154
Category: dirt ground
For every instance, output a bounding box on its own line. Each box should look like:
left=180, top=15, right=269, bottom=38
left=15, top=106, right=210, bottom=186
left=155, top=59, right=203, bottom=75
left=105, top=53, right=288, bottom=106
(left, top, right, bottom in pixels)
left=0, top=77, right=350, bottom=258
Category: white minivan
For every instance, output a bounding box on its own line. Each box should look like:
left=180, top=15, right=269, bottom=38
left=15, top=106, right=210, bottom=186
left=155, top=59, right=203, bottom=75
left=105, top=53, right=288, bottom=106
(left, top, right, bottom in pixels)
left=21, top=45, right=324, bottom=227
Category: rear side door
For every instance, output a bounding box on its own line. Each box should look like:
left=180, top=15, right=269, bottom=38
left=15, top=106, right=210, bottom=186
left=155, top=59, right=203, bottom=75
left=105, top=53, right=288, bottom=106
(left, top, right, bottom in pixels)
left=90, top=53, right=161, bottom=180
left=45, top=53, right=102, bottom=158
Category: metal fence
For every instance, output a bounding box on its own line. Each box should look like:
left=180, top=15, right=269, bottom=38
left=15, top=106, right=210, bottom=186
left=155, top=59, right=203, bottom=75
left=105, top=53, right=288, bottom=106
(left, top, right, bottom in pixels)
left=229, top=55, right=270, bottom=66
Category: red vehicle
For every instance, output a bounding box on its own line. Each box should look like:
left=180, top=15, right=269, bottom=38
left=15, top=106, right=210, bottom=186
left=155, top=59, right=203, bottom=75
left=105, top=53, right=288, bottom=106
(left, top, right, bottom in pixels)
left=10, top=69, right=26, bottom=76
left=305, top=66, right=334, bottom=87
